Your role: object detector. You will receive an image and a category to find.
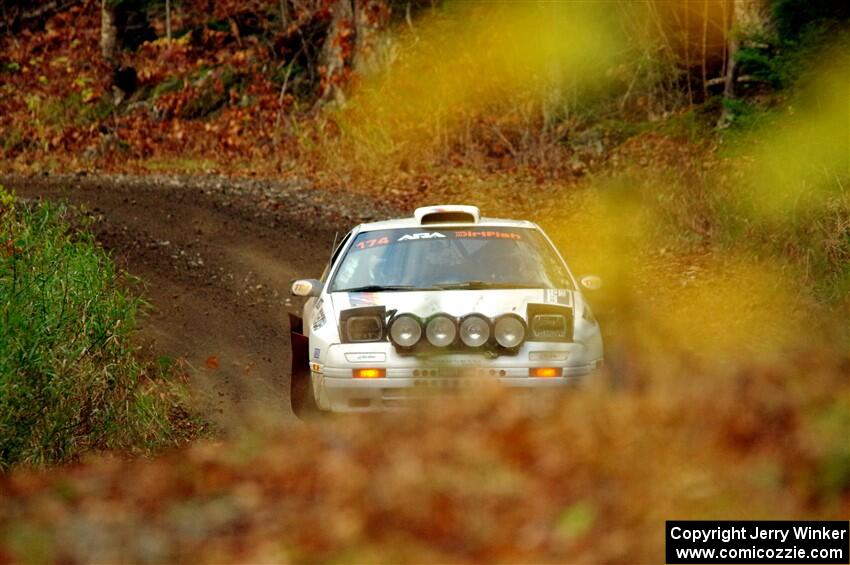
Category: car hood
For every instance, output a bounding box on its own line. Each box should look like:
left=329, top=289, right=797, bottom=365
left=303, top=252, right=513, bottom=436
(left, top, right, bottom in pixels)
left=329, top=288, right=574, bottom=319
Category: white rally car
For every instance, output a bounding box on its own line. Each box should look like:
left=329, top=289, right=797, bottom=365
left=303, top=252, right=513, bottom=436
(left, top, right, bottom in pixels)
left=289, top=205, right=603, bottom=414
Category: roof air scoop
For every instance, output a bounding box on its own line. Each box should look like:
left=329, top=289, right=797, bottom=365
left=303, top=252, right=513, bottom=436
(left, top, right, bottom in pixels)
left=414, top=205, right=480, bottom=225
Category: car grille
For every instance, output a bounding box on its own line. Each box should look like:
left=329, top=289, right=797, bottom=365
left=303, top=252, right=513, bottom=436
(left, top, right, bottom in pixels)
left=380, top=376, right=497, bottom=407
left=410, top=367, right=508, bottom=378
left=376, top=367, right=506, bottom=408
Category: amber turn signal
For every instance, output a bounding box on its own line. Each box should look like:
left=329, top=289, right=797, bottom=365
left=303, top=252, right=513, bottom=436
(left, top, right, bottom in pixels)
left=353, top=368, right=386, bottom=379
left=529, top=367, right=563, bottom=378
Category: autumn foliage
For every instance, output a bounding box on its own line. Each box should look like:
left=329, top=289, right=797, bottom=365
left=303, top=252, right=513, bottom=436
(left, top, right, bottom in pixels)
left=0, top=1, right=734, bottom=182
left=1, top=0, right=310, bottom=171
left=0, top=1, right=849, bottom=563
left=0, top=347, right=848, bottom=563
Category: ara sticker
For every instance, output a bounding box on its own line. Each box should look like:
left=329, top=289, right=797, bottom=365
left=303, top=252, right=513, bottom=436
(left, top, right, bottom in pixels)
left=313, top=347, right=321, bottom=360
left=545, top=289, right=573, bottom=306
left=398, top=232, right=446, bottom=241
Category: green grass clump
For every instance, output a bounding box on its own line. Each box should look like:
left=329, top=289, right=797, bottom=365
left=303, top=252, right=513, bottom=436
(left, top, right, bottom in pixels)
left=0, top=188, right=195, bottom=469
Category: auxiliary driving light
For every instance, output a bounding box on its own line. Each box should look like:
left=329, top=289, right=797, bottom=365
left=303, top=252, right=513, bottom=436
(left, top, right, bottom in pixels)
left=459, top=315, right=490, bottom=347
left=346, top=316, right=383, bottom=342
left=531, top=314, right=568, bottom=339
left=529, top=367, right=563, bottom=378
left=389, top=315, right=422, bottom=347
left=425, top=315, right=457, bottom=347
left=353, top=368, right=386, bottom=379
left=494, top=315, right=526, bottom=348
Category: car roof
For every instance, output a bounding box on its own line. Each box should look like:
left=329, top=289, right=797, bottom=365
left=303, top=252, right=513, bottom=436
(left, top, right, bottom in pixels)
left=356, top=216, right=537, bottom=232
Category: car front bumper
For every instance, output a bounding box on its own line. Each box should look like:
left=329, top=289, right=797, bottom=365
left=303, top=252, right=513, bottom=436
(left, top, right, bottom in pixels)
left=309, top=340, right=603, bottom=412
left=315, top=362, right=600, bottom=412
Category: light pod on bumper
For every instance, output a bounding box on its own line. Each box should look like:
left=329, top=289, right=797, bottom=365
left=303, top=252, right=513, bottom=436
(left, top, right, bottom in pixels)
left=459, top=314, right=490, bottom=347
left=425, top=314, right=457, bottom=347
left=494, top=314, right=526, bottom=348
left=389, top=314, right=422, bottom=348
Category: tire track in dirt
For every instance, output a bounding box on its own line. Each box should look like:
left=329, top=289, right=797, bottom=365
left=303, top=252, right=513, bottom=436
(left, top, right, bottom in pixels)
left=3, top=173, right=393, bottom=431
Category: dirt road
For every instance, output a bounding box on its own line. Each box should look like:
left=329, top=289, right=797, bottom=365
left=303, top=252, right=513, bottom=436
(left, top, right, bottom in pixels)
left=3, top=173, right=399, bottom=430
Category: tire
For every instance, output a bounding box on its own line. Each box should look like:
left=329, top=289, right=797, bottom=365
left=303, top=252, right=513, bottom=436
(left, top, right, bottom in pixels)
left=289, top=314, right=319, bottom=419
left=290, top=363, right=319, bottom=419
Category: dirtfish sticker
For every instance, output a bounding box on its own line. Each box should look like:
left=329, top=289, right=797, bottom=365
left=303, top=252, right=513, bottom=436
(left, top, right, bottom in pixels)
left=455, top=230, right=521, bottom=240
left=545, top=289, right=573, bottom=306
left=313, top=347, right=321, bottom=360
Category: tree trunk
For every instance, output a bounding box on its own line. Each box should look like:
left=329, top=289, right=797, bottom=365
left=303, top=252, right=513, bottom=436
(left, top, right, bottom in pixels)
left=318, top=0, right=355, bottom=105
left=317, top=0, right=390, bottom=105
left=722, top=18, right=738, bottom=101
left=280, top=0, right=288, bottom=31
left=543, top=3, right=565, bottom=129
left=701, top=0, right=708, bottom=101
left=352, top=0, right=390, bottom=76
left=719, top=0, right=766, bottom=126
left=100, top=0, right=117, bottom=62
left=684, top=0, right=693, bottom=106
left=165, top=0, right=171, bottom=42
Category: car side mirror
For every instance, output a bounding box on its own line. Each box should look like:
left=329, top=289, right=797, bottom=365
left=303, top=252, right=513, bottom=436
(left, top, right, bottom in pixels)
left=291, top=279, right=323, bottom=297
left=579, top=275, right=602, bottom=291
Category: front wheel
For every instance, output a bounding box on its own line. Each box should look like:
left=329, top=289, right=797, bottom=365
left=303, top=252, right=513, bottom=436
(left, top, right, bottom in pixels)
left=290, top=365, right=319, bottom=418
left=289, top=314, right=318, bottom=419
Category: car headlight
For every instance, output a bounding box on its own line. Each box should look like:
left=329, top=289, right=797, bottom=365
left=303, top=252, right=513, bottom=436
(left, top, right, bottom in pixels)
left=459, top=315, right=490, bottom=347
left=346, top=315, right=383, bottom=342
left=531, top=314, right=567, bottom=339
left=494, top=315, right=526, bottom=348
left=425, top=315, right=457, bottom=347
left=526, top=304, right=573, bottom=342
left=389, top=314, right=422, bottom=347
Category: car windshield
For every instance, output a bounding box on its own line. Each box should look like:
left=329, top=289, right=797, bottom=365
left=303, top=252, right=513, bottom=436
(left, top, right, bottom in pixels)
left=329, top=226, right=573, bottom=292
